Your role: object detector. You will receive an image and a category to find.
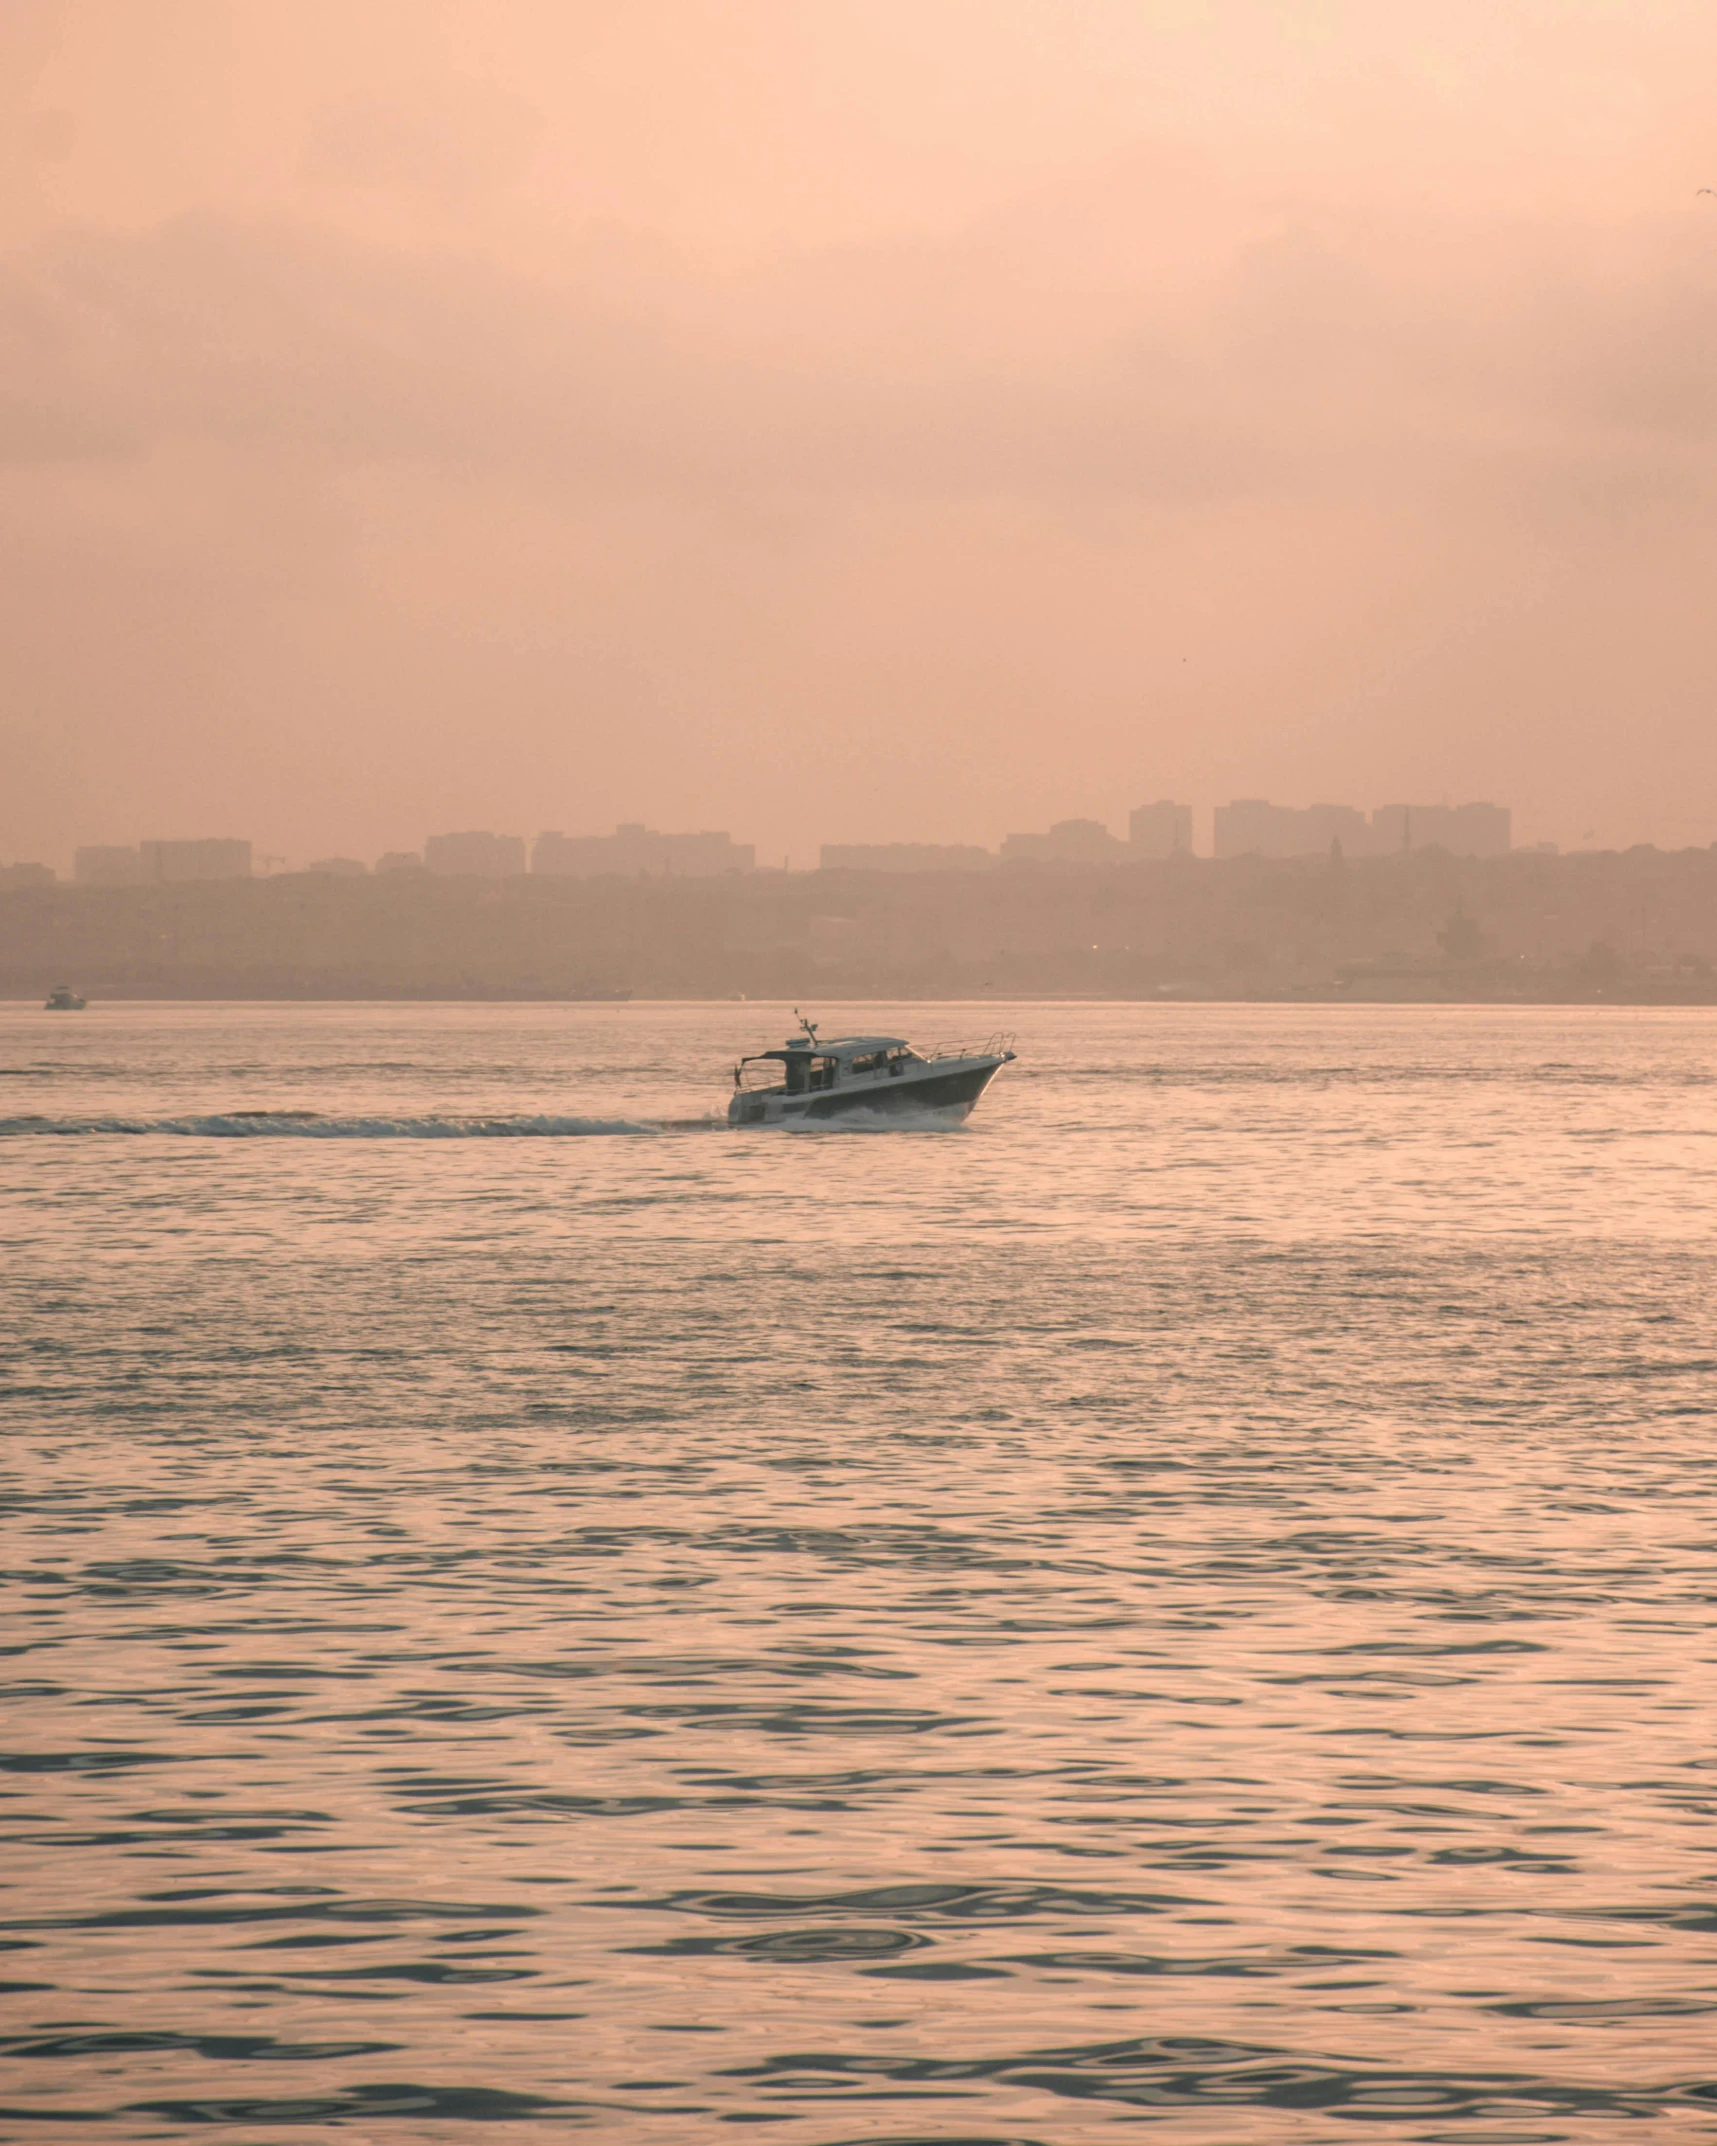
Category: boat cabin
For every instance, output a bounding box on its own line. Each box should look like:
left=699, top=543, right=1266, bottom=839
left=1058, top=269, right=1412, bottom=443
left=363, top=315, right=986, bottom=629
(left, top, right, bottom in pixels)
left=734, top=1034, right=919, bottom=1098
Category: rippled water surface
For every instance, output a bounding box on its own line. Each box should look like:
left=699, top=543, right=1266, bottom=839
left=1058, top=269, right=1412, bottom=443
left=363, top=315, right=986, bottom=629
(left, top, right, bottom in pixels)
left=4, top=1000, right=1717, bottom=2143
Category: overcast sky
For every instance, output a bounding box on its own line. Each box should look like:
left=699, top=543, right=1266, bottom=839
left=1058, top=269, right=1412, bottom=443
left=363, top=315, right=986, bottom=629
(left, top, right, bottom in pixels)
left=5, top=0, right=1717, bottom=867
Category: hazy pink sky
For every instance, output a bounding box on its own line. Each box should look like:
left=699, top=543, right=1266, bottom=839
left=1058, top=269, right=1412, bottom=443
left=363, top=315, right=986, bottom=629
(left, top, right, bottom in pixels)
left=5, top=0, right=1717, bottom=867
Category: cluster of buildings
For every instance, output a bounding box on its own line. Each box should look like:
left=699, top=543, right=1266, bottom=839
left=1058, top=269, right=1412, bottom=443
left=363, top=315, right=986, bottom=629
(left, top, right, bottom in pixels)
left=55, top=839, right=256, bottom=887
left=822, top=798, right=1512, bottom=869
left=447, top=826, right=757, bottom=878
left=2, top=799, right=1524, bottom=893
left=33, top=826, right=756, bottom=886
left=820, top=810, right=1188, bottom=873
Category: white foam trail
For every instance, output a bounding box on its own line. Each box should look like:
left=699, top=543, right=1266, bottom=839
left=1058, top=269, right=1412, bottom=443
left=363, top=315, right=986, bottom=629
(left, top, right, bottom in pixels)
left=0, top=1112, right=660, bottom=1139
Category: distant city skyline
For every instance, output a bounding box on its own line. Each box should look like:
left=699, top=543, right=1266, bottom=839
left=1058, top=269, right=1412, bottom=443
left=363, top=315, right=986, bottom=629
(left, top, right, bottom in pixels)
left=27, top=792, right=1717, bottom=887
left=16, top=791, right=1717, bottom=883
left=14, top=796, right=1713, bottom=887
left=17, top=775, right=1713, bottom=881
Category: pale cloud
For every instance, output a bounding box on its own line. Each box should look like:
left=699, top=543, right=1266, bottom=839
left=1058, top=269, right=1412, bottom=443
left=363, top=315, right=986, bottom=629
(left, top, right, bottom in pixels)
left=5, top=190, right=1714, bottom=507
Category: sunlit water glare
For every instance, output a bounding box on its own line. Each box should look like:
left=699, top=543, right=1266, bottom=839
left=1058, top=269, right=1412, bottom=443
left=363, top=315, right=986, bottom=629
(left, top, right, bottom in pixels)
left=4, top=1001, right=1716, bottom=2143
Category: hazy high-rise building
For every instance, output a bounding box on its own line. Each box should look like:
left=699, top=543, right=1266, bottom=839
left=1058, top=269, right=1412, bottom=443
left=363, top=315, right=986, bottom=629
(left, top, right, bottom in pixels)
left=75, top=845, right=147, bottom=886
left=532, top=825, right=754, bottom=877
left=139, top=838, right=253, bottom=881
left=819, top=842, right=993, bottom=872
left=424, top=831, right=527, bottom=877
left=1370, top=802, right=1512, bottom=856
left=0, top=861, right=54, bottom=888
left=1128, top=801, right=1193, bottom=857
left=1001, top=818, right=1127, bottom=864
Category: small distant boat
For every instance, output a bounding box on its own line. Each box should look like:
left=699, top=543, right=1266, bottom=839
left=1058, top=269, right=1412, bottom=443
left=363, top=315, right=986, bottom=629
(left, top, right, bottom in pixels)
left=44, top=985, right=87, bottom=1011
left=729, top=1013, right=1015, bottom=1126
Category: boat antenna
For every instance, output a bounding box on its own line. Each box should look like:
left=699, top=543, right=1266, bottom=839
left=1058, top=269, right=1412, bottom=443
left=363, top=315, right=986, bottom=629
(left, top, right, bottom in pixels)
left=794, top=1008, right=819, bottom=1044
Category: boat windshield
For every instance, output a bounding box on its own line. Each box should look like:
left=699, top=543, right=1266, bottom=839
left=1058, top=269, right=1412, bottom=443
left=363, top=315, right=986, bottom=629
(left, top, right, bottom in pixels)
left=734, top=1052, right=842, bottom=1094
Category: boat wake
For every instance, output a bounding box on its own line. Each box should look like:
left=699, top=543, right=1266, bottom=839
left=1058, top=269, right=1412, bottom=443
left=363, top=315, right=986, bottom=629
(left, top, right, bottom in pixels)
left=0, top=1105, right=959, bottom=1140
left=0, top=1111, right=663, bottom=1140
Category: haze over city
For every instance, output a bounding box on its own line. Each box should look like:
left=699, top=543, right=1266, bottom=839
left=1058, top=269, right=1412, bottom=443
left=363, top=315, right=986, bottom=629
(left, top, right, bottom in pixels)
left=7, top=0, right=1717, bottom=866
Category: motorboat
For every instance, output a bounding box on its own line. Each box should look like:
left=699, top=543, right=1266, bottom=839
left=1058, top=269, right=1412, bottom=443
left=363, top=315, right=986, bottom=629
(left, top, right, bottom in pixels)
left=729, top=1014, right=1015, bottom=1126
left=44, top=985, right=87, bottom=1010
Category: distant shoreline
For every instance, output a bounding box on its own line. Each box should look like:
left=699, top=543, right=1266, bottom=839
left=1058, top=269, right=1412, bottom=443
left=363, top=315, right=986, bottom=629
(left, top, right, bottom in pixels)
left=7, top=850, right=1715, bottom=1005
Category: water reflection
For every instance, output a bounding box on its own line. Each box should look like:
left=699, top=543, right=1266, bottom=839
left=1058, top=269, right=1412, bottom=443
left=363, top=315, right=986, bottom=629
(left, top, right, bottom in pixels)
left=3, top=1003, right=1717, bottom=2138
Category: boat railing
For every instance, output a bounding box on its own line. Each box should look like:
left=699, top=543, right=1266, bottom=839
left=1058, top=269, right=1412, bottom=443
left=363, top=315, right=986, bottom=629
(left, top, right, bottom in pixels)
left=922, top=1032, right=1015, bottom=1062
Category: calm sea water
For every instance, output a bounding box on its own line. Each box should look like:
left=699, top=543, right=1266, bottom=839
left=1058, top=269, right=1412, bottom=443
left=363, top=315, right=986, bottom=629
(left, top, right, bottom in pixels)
left=4, top=1001, right=1717, bottom=2144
